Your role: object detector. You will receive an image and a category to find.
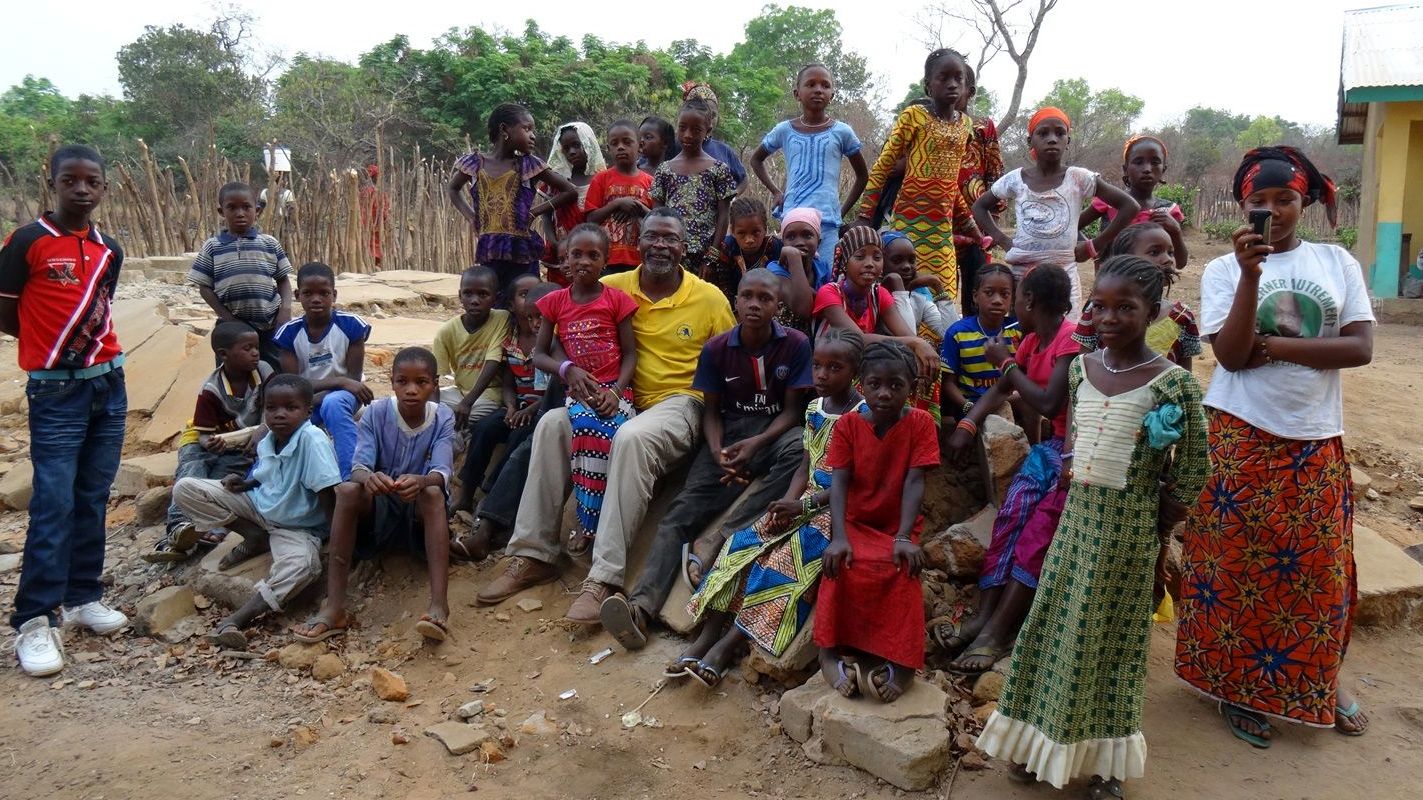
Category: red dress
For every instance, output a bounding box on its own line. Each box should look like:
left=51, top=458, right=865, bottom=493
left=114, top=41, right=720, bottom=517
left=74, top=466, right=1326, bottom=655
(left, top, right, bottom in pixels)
left=814, top=407, right=941, bottom=668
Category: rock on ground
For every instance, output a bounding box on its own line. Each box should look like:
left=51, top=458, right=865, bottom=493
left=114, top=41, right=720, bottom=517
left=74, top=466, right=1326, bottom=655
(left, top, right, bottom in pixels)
left=113, top=452, right=180, bottom=497
left=781, top=673, right=952, bottom=791
left=372, top=667, right=410, bottom=701
left=517, top=711, right=557, bottom=736
left=134, top=585, right=196, bottom=639
left=0, top=461, right=33, bottom=511
left=277, top=642, right=328, bottom=671
left=311, top=653, right=346, bottom=681
left=921, top=505, right=994, bottom=580
left=135, top=486, right=172, bottom=526
left=424, top=721, right=496, bottom=755
left=742, top=614, right=817, bottom=685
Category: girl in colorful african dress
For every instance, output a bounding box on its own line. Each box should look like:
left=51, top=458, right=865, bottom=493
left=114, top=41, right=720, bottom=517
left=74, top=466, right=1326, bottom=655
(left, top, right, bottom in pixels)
left=939, top=264, right=1022, bottom=422
left=936, top=265, right=1077, bottom=675
left=531, top=224, right=638, bottom=555
left=858, top=49, right=980, bottom=305
left=1079, top=135, right=1188, bottom=270
left=541, top=121, right=606, bottom=252
left=811, top=223, right=941, bottom=414
left=650, top=98, right=738, bottom=272
left=447, top=103, right=578, bottom=297
left=975, top=106, right=1138, bottom=313
left=815, top=340, right=940, bottom=703
left=1075, top=222, right=1201, bottom=371
left=679, top=327, right=867, bottom=688
left=977, top=256, right=1208, bottom=798
left=704, top=197, right=783, bottom=305
left=750, top=62, right=869, bottom=266
left=1176, top=147, right=1374, bottom=747
left=954, top=64, right=1005, bottom=317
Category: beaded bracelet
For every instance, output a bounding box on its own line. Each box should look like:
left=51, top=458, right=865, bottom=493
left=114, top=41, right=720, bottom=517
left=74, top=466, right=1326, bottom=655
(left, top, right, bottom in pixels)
left=960, top=400, right=975, bottom=416
left=956, top=418, right=978, bottom=435
left=1000, top=361, right=1019, bottom=377
left=802, top=495, right=817, bottom=515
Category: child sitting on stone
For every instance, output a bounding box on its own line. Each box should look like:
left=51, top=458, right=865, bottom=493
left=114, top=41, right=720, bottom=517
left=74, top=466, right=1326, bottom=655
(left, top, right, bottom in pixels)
left=144, top=321, right=273, bottom=563
left=172, top=374, right=341, bottom=649
left=292, top=347, right=457, bottom=644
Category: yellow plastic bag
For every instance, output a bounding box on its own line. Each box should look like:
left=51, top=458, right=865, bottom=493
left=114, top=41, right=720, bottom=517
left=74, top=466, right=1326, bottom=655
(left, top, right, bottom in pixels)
left=1152, top=591, right=1175, bottom=624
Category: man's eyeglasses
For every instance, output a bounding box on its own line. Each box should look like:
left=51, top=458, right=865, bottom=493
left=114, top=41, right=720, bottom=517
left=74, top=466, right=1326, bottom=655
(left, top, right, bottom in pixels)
left=639, top=232, right=682, bottom=245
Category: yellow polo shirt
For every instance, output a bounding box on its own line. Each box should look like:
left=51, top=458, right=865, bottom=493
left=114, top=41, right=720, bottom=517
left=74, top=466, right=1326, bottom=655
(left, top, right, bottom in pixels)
left=602, top=268, right=735, bottom=409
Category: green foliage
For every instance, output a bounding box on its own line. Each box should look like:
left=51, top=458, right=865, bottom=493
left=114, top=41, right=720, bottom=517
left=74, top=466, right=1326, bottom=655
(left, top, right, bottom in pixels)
left=116, top=23, right=266, bottom=158
left=1025, top=78, right=1144, bottom=172
left=1235, top=116, right=1285, bottom=150
left=1337, top=226, right=1358, bottom=251
left=1154, top=183, right=1194, bottom=226
left=1203, top=221, right=1237, bottom=242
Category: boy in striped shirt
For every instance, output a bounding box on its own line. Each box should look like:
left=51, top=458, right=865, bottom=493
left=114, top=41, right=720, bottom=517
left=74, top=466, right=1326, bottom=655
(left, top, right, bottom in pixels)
left=188, top=181, right=293, bottom=368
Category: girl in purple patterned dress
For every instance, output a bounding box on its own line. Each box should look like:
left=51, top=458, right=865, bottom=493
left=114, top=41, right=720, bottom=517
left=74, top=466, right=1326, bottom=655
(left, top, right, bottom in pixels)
left=448, top=103, right=578, bottom=300
left=650, top=98, right=738, bottom=272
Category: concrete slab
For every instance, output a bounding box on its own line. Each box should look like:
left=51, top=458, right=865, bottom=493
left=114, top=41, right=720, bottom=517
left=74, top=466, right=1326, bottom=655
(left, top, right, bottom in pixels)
left=142, top=347, right=221, bottom=445
left=113, top=451, right=180, bottom=497
left=123, top=325, right=189, bottom=414
left=1355, top=523, right=1423, bottom=629
left=111, top=298, right=169, bottom=353
left=368, top=269, right=450, bottom=285
left=367, top=317, right=444, bottom=348
left=189, top=536, right=273, bottom=609
left=333, top=282, right=424, bottom=309
left=146, top=255, right=195, bottom=274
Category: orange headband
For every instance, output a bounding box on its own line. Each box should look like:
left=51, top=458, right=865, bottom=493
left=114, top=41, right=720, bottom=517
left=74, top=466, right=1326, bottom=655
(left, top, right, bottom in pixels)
left=1028, top=106, right=1070, bottom=134
left=1123, top=134, right=1167, bottom=163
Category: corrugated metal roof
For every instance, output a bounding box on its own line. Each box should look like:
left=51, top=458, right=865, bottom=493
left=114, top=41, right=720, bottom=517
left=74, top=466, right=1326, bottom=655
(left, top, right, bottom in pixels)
left=1342, top=4, right=1423, bottom=90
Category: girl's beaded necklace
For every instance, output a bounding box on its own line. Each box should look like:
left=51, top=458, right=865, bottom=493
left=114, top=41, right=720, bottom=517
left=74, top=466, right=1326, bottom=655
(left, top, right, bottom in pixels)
left=1098, top=349, right=1162, bottom=374
left=795, top=115, right=834, bottom=130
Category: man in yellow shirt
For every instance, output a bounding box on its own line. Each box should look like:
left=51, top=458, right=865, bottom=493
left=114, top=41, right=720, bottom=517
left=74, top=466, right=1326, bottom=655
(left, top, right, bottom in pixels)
left=476, top=209, right=735, bottom=624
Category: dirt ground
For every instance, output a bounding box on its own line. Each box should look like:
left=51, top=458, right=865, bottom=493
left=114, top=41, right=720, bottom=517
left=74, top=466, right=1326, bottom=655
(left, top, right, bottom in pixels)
left=0, top=231, right=1420, bottom=799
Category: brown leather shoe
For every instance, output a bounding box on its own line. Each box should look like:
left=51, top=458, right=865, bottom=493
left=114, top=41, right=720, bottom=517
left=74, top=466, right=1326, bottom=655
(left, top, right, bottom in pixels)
left=564, top=579, right=617, bottom=625
left=475, top=557, right=558, bottom=606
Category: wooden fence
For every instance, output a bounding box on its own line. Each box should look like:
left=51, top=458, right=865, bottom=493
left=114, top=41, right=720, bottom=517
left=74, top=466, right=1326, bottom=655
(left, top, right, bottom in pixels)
left=1191, top=186, right=1359, bottom=237
left=1, top=140, right=479, bottom=274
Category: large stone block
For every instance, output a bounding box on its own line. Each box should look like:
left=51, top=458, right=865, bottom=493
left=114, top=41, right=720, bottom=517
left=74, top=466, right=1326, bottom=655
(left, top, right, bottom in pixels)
left=189, top=535, right=273, bottom=609
left=782, top=672, right=951, bottom=791
left=742, top=613, right=818, bottom=685
left=134, top=585, right=196, bottom=639
left=921, top=505, right=994, bottom=580
left=0, top=461, right=33, bottom=511
left=982, top=414, right=1028, bottom=507
left=1355, top=523, right=1423, bottom=629
left=113, top=451, right=180, bottom=497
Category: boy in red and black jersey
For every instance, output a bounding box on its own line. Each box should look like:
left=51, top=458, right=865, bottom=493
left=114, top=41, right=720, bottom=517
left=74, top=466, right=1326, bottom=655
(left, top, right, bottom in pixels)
left=0, top=145, right=130, bottom=677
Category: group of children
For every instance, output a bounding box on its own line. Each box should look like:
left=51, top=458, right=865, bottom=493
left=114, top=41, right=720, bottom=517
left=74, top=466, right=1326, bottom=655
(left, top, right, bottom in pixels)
left=7, top=44, right=1372, bottom=800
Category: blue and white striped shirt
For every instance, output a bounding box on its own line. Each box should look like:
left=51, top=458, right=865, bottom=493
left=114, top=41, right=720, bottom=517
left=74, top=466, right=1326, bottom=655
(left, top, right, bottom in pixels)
left=187, top=227, right=292, bottom=329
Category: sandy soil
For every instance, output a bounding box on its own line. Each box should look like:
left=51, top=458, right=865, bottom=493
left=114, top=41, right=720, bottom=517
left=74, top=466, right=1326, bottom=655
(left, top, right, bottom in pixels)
left=0, top=231, right=1420, bottom=799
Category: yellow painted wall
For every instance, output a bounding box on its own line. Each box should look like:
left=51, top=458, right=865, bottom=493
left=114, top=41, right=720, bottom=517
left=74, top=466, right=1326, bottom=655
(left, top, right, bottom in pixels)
left=1369, top=102, right=1423, bottom=294
left=1404, top=121, right=1423, bottom=266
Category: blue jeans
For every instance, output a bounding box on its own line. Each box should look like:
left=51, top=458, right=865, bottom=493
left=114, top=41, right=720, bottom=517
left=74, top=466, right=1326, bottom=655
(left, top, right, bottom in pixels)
left=11, top=369, right=127, bottom=629
left=311, top=390, right=359, bottom=480
left=166, top=443, right=253, bottom=532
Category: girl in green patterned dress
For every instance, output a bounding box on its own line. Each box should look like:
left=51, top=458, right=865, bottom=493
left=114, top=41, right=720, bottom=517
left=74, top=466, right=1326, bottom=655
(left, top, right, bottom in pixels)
left=976, top=255, right=1208, bottom=799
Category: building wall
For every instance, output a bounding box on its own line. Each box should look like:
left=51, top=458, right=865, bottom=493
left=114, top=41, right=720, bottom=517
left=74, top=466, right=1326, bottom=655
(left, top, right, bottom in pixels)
left=1371, top=101, right=1423, bottom=297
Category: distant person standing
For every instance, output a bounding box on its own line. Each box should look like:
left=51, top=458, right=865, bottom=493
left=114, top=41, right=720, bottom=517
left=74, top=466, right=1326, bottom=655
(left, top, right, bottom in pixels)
left=0, top=145, right=130, bottom=677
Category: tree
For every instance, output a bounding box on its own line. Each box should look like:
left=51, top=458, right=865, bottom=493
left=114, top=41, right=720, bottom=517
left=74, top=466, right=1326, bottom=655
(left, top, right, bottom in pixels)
left=916, top=0, right=1062, bottom=135
left=1235, top=115, right=1285, bottom=150
left=273, top=54, right=425, bottom=165
left=116, top=22, right=266, bottom=155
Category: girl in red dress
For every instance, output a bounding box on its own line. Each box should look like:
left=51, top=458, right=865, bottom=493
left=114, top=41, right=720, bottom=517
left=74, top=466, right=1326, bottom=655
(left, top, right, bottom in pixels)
left=815, top=340, right=941, bottom=703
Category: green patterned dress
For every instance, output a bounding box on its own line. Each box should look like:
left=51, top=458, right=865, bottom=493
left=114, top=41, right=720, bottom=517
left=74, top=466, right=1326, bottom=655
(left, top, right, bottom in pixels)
left=977, top=358, right=1207, bottom=788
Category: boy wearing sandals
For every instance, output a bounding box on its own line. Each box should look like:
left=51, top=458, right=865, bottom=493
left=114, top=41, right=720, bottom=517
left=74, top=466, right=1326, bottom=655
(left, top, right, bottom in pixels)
left=293, top=347, right=457, bottom=644
left=144, top=321, right=272, bottom=563
left=171, top=374, right=341, bottom=648
left=600, top=269, right=810, bottom=649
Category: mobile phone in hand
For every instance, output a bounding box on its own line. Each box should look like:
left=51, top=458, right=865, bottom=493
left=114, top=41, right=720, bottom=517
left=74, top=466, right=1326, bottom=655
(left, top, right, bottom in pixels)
left=1248, top=208, right=1272, bottom=244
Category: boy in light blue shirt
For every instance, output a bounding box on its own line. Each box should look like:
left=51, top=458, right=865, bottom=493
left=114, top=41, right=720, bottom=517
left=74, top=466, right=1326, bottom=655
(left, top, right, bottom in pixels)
left=172, top=374, right=341, bottom=648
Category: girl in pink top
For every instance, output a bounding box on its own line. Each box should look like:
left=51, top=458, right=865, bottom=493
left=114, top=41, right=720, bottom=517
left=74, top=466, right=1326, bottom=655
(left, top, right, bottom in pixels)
left=1078, top=135, right=1188, bottom=271
left=533, top=223, right=638, bottom=553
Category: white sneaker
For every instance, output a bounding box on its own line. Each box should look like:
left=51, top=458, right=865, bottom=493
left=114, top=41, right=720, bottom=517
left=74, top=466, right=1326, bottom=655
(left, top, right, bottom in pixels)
left=62, top=601, right=129, bottom=635
left=16, top=617, right=64, bottom=677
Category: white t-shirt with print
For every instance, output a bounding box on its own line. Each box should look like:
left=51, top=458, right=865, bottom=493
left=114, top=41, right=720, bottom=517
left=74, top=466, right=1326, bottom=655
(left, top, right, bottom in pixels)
left=1199, top=241, right=1374, bottom=440
left=991, top=166, right=1097, bottom=267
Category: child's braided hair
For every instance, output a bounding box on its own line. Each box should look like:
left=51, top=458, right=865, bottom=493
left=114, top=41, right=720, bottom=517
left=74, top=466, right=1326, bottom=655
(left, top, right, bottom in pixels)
left=815, top=326, right=864, bottom=369
left=487, top=103, right=530, bottom=144
left=924, top=48, right=968, bottom=81
left=1108, top=222, right=1176, bottom=290
left=729, top=196, right=767, bottom=226
left=1095, top=254, right=1165, bottom=306
left=861, top=340, right=918, bottom=382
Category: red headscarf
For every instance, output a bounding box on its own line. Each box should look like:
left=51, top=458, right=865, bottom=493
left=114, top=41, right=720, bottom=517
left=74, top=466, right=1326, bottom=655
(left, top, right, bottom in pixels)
left=1233, top=146, right=1338, bottom=227
left=1028, top=106, right=1071, bottom=134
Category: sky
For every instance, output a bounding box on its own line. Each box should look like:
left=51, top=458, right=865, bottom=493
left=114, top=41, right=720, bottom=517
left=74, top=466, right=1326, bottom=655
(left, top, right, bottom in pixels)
left=1, top=0, right=1368, bottom=130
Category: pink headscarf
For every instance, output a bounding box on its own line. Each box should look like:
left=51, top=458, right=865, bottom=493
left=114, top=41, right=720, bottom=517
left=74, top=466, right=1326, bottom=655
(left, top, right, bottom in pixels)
left=781, top=207, right=821, bottom=234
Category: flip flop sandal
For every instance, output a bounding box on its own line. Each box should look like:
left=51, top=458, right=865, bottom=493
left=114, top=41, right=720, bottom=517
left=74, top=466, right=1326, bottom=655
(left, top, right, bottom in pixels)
left=859, top=662, right=904, bottom=704
left=196, top=528, right=228, bottom=547
left=414, top=615, right=449, bottom=642
left=1219, top=703, right=1272, bottom=749
left=143, top=525, right=201, bottom=563
left=831, top=660, right=862, bottom=698
left=663, top=656, right=700, bottom=679
left=1086, top=776, right=1125, bottom=800
left=1335, top=701, right=1368, bottom=736
left=682, top=543, right=704, bottom=590
left=1007, top=763, right=1036, bottom=785
left=291, top=615, right=351, bottom=644
left=598, top=594, right=648, bottom=651
left=930, top=619, right=973, bottom=655
left=449, top=531, right=487, bottom=563
left=207, top=624, right=248, bottom=650
left=688, top=660, right=725, bottom=689
left=946, top=644, right=1006, bottom=675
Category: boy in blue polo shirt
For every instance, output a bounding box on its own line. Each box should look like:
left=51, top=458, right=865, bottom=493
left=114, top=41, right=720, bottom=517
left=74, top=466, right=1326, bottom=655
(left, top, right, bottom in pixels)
left=273, top=261, right=373, bottom=479
left=600, top=268, right=811, bottom=649
left=172, top=374, right=342, bottom=648
left=0, top=145, right=130, bottom=676
left=188, top=181, right=293, bottom=369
